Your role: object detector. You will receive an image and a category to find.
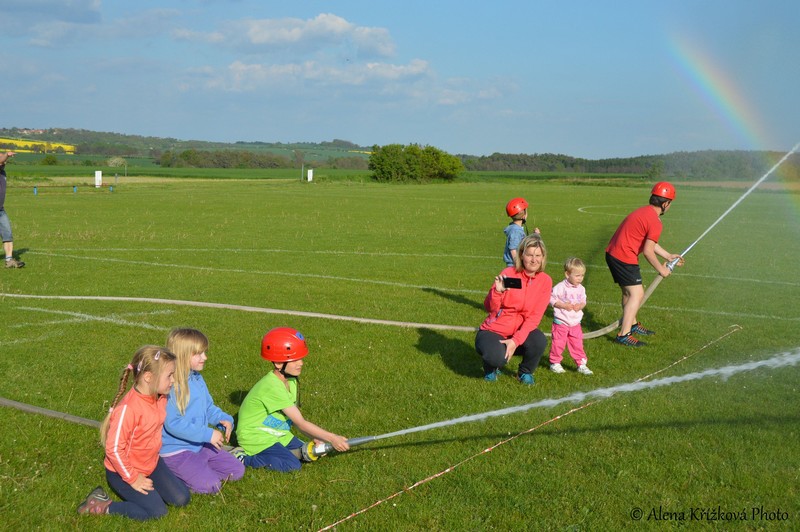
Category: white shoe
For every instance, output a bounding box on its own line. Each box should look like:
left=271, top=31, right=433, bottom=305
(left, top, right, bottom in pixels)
left=578, top=364, right=593, bottom=375
left=550, top=363, right=565, bottom=374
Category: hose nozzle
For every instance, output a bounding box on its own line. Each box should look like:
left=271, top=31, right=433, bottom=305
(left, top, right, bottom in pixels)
left=302, top=435, right=377, bottom=461
left=300, top=441, right=334, bottom=462
left=666, top=257, right=681, bottom=272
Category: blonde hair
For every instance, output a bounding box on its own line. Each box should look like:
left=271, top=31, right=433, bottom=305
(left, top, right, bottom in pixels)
left=513, top=234, right=547, bottom=273
left=166, top=328, right=209, bottom=415
left=564, top=257, right=586, bottom=274
left=100, top=346, right=176, bottom=446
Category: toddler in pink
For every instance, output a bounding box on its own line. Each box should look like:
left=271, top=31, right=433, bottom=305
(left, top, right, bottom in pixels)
left=549, top=258, right=593, bottom=375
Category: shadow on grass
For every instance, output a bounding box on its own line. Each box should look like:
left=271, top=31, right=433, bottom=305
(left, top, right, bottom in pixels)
left=416, top=327, right=479, bottom=378
left=416, top=327, right=553, bottom=378
left=337, top=413, right=800, bottom=454
left=421, top=287, right=484, bottom=311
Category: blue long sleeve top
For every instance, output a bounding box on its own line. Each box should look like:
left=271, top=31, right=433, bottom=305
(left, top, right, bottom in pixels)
left=160, top=371, right=233, bottom=456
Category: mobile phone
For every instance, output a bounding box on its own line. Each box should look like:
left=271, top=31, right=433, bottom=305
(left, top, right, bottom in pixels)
left=502, top=277, right=522, bottom=289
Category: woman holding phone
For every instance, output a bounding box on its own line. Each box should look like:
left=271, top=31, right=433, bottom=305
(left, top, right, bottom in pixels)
left=475, top=234, right=553, bottom=385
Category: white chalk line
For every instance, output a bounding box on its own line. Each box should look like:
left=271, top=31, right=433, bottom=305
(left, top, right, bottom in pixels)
left=1, top=293, right=793, bottom=334
left=50, top=247, right=500, bottom=261
left=27, top=251, right=486, bottom=295
left=11, top=307, right=174, bottom=330
left=0, top=294, right=478, bottom=332
left=28, top=250, right=800, bottom=292
left=0, top=331, right=64, bottom=347
left=590, top=301, right=799, bottom=322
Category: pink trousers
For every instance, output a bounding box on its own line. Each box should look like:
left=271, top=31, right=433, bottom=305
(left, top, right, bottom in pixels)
left=549, top=322, right=587, bottom=366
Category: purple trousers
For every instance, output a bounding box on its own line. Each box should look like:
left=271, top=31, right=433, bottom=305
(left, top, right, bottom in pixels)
left=162, top=443, right=245, bottom=494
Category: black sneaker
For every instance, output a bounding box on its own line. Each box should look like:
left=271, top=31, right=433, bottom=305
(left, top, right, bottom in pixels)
left=615, top=333, right=646, bottom=347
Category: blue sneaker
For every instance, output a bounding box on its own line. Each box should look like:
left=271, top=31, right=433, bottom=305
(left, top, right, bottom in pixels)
left=484, top=369, right=500, bottom=382
left=631, top=322, right=655, bottom=335
left=517, top=372, right=534, bottom=385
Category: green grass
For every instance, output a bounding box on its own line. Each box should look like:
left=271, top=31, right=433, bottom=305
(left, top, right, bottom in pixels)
left=5, top=162, right=372, bottom=182
left=1, top=179, right=798, bottom=529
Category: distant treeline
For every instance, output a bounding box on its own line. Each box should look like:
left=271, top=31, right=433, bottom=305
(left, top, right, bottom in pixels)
left=459, top=150, right=800, bottom=180
left=3, top=127, right=796, bottom=180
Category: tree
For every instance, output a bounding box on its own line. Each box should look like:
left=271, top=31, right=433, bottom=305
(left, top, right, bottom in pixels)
left=369, top=143, right=464, bottom=182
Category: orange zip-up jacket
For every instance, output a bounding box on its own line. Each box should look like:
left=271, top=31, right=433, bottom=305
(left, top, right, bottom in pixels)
left=104, top=388, right=167, bottom=484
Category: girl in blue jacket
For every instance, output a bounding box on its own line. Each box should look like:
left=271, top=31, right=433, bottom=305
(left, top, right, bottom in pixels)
left=160, top=328, right=244, bottom=493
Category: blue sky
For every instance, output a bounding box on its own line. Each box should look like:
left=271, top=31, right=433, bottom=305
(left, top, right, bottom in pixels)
left=2, top=0, right=798, bottom=158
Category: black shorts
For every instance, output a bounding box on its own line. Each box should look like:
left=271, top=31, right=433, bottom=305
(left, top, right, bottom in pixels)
left=605, top=252, right=642, bottom=286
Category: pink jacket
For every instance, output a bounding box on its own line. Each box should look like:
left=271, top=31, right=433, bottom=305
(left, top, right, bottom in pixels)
left=480, top=267, right=553, bottom=346
left=104, top=388, right=167, bottom=484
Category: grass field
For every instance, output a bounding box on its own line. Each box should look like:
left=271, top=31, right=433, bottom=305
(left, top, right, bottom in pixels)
left=1, top=177, right=798, bottom=530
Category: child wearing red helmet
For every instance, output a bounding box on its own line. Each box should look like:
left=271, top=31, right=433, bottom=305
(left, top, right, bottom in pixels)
left=232, top=328, right=349, bottom=471
left=605, top=182, right=684, bottom=347
left=503, top=197, right=541, bottom=267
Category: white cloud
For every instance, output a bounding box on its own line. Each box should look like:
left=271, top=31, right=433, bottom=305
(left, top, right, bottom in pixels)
left=194, top=58, right=431, bottom=92
left=174, top=13, right=396, bottom=58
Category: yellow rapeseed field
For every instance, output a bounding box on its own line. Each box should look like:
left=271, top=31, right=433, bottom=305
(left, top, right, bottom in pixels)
left=0, top=136, right=76, bottom=154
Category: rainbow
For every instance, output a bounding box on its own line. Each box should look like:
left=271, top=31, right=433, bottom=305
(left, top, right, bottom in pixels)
left=668, top=33, right=798, bottom=186
left=668, top=33, right=772, bottom=151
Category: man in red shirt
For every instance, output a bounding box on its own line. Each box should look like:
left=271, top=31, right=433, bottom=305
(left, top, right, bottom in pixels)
left=605, top=182, right=684, bottom=347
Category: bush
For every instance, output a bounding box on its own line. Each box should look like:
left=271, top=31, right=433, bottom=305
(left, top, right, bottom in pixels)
left=369, top=144, right=464, bottom=182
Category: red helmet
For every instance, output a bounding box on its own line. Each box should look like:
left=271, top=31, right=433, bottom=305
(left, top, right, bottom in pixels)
left=651, top=182, right=676, bottom=201
left=505, top=197, right=529, bottom=217
left=261, top=327, right=309, bottom=362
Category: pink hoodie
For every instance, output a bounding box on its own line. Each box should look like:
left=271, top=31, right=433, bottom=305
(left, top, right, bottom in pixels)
left=480, top=266, right=553, bottom=346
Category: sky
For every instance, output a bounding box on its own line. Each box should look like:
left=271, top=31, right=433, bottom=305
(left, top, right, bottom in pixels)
left=2, top=0, right=798, bottom=159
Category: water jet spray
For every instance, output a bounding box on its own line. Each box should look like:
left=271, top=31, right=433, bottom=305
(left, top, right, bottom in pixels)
left=585, top=141, right=800, bottom=339
left=312, top=350, right=800, bottom=457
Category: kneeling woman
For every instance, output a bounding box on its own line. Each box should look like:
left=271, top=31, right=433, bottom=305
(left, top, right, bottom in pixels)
left=476, top=234, right=552, bottom=385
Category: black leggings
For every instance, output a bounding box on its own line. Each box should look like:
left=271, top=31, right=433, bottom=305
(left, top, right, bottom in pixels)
left=475, top=329, right=547, bottom=375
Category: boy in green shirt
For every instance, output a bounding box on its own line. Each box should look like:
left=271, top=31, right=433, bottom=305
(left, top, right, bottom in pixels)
left=234, top=328, right=349, bottom=471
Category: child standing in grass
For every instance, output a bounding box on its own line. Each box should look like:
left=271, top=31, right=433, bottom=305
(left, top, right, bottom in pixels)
left=549, top=258, right=593, bottom=375
left=503, top=197, right=540, bottom=267
left=160, top=328, right=244, bottom=493
left=78, top=346, right=190, bottom=520
left=233, top=327, right=349, bottom=471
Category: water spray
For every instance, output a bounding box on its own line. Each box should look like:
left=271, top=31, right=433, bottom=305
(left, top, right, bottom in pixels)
left=312, top=350, right=800, bottom=456
left=585, top=141, right=800, bottom=339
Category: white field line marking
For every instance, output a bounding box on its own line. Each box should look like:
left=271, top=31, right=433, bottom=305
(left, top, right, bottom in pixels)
left=0, top=331, right=64, bottom=347
left=35, top=249, right=800, bottom=288
left=0, top=294, right=478, bottom=332
left=11, top=307, right=172, bottom=330
left=27, top=252, right=486, bottom=295
left=590, top=301, right=798, bottom=322
left=51, top=247, right=500, bottom=260
left=1, top=293, right=791, bottom=333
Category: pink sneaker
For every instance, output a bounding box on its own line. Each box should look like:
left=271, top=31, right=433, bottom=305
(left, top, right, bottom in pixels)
left=77, top=487, right=111, bottom=515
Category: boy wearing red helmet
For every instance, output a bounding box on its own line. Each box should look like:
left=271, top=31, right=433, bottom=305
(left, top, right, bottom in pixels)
left=233, top=328, right=349, bottom=471
left=503, top=197, right=540, bottom=266
left=605, top=182, right=684, bottom=347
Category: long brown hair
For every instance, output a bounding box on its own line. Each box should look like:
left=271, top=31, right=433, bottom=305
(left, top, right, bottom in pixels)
left=99, top=346, right=176, bottom=446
